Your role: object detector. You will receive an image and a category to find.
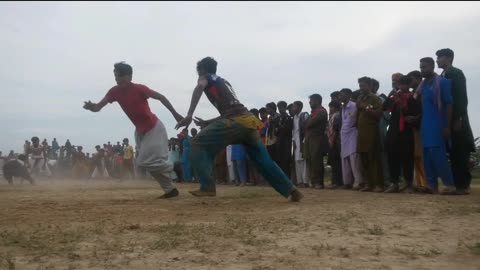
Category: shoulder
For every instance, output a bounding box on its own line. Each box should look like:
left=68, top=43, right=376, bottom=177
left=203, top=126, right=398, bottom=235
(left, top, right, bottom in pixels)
left=440, top=77, right=452, bottom=87
left=107, top=85, right=120, bottom=95
left=450, top=66, right=463, bottom=75
left=369, top=94, right=382, bottom=104
left=132, top=83, right=148, bottom=88
left=131, top=83, right=152, bottom=92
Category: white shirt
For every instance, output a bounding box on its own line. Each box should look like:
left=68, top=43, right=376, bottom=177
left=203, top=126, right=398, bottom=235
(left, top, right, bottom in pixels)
left=292, top=113, right=303, bottom=161
left=226, top=145, right=233, bottom=166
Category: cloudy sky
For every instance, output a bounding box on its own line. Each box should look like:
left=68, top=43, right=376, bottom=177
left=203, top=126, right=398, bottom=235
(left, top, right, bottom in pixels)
left=1, top=1, right=479, bottom=154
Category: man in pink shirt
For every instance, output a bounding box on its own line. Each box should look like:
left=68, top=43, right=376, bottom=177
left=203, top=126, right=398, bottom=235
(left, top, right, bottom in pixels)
left=83, top=62, right=184, bottom=199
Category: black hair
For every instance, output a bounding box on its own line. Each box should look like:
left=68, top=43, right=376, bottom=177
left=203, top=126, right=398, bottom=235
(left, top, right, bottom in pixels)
left=309, top=94, right=322, bottom=105
left=352, top=90, right=361, bottom=100
left=339, top=88, right=353, bottom=95
left=293, top=101, right=303, bottom=110
left=420, top=57, right=435, bottom=66
left=330, top=91, right=340, bottom=99
left=191, top=128, right=198, bottom=134
left=287, top=103, right=293, bottom=109
left=407, top=70, right=422, bottom=79
left=277, top=101, right=287, bottom=108
left=436, top=48, right=454, bottom=61
left=114, top=62, right=133, bottom=76
left=358, top=76, right=371, bottom=84
left=328, top=100, right=341, bottom=110
left=31, top=137, right=39, bottom=143
left=259, top=107, right=267, bottom=114
left=197, top=57, right=217, bottom=74
left=398, top=75, right=412, bottom=86
left=266, top=102, right=277, bottom=111
left=249, top=108, right=259, bottom=114
left=371, top=78, right=379, bottom=89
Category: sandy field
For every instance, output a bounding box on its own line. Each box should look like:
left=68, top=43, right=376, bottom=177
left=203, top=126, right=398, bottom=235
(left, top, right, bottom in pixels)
left=0, top=179, right=479, bottom=270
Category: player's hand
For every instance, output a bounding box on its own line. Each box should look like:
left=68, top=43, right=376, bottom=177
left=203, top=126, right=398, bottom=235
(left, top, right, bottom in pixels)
left=173, top=112, right=184, bottom=123
left=193, top=117, right=208, bottom=129
left=175, top=115, right=192, bottom=130
left=83, top=101, right=94, bottom=111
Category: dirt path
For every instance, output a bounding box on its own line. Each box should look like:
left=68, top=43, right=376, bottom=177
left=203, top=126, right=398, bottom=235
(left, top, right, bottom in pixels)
left=0, top=180, right=479, bottom=270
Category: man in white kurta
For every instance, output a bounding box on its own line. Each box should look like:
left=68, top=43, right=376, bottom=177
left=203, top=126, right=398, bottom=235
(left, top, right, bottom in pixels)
left=291, top=101, right=309, bottom=187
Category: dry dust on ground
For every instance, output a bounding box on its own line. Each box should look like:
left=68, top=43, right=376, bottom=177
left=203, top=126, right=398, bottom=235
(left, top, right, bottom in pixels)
left=0, top=179, right=479, bottom=270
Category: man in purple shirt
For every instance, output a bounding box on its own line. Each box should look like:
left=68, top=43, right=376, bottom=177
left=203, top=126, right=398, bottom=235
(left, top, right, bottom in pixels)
left=339, top=88, right=363, bottom=190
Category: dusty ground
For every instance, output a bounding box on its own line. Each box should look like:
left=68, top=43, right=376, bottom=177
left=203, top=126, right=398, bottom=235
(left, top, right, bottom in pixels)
left=0, top=179, right=479, bottom=270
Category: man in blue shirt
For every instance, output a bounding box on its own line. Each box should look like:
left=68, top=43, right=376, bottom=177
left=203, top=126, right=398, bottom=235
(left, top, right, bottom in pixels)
left=417, top=57, right=456, bottom=195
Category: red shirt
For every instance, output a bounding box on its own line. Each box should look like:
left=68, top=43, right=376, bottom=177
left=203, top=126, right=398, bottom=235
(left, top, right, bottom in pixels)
left=105, top=83, right=159, bottom=134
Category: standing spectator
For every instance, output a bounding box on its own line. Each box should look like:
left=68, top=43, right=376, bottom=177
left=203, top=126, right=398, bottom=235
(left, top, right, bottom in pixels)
left=65, top=139, right=72, bottom=159
left=226, top=145, right=236, bottom=184
left=123, top=138, right=135, bottom=179
left=327, top=100, right=343, bottom=189
left=407, top=70, right=428, bottom=192
left=436, top=48, right=476, bottom=195
left=384, top=76, right=420, bottom=193
left=291, top=101, right=310, bottom=188
left=7, top=150, right=15, bottom=161
left=304, top=94, right=329, bottom=189
left=416, top=57, right=456, bottom=194
left=276, top=101, right=293, bottom=178
left=265, top=102, right=280, bottom=163
left=52, top=138, right=60, bottom=159
left=115, top=141, right=124, bottom=156
left=372, top=78, right=392, bottom=188
left=339, top=88, right=363, bottom=190
left=259, top=108, right=269, bottom=144
left=24, top=140, right=31, bottom=155
left=232, top=144, right=249, bottom=186
left=357, top=77, right=384, bottom=192
left=181, top=128, right=194, bottom=182
left=214, top=148, right=228, bottom=184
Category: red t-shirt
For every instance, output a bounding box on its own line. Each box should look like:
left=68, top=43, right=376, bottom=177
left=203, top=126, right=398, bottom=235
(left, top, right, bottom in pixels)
left=105, top=83, right=159, bottom=134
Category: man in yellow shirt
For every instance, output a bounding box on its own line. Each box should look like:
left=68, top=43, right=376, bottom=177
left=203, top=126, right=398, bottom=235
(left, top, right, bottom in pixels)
left=123, top=138, right=135, bottom=179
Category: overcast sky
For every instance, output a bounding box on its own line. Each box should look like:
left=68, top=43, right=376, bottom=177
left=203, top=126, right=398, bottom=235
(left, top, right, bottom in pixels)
left=1, top=1, right=479, bottom=154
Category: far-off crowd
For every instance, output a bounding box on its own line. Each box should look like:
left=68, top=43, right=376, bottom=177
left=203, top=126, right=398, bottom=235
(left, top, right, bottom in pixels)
left=0, top=48, right=476, bottom=196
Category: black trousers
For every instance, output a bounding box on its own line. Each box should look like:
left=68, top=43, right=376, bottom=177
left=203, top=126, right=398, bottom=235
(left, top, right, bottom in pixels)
left=328, top=145, right=343, bottom=186
left=387, top=148, right=414, bottom=185
left=450, top=132, right=472, bottom=190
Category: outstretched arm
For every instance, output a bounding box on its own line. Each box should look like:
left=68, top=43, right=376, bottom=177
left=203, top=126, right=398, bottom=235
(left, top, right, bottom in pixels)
left=146, top=90, right=184, bottom=122
left=175, top=77, right=208, bottom=129
left=83, top=97, right=109, bottom=112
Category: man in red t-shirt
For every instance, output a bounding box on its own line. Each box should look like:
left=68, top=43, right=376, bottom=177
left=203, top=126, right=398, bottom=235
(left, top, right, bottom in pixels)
left=83, top=62, right=184, bottom=199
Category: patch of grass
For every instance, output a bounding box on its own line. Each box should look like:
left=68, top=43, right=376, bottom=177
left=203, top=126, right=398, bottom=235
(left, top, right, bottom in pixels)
left=393, top=246, right=443, bottom=259
left=393, top=247, right=419, bottom=260
left=366, top=224, right=384, bottom=236
left=0, top=252, right=15, bottom=270
left=466, top=242, right=480, bottom=255
left=338, top=246, right=351, bottom=258
left=311, top=243, right=332, bottom=257
left=374, top=245, right=381, bottom=256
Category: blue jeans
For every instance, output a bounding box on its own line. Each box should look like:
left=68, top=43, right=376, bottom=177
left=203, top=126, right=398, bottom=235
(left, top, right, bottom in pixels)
left=182, top=150, right=193, bottom=182
left=190, top=118, right=294, bottom=197
left=233, top=160, right=248, bottom=184
left=423, top=146, right=454, bottom=190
